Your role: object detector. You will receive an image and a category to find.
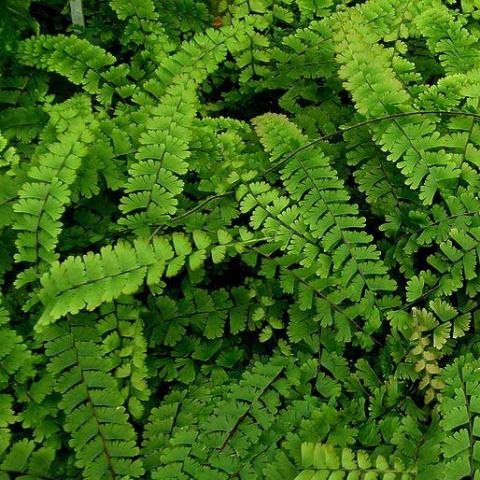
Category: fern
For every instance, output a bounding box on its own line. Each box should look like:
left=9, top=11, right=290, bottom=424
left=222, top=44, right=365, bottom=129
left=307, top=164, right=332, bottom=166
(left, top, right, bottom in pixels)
left=390, top=300, right=471, bottom=403
left=142, top=354, right=321, bottom=479
left=146, top=20, right=253, bottom=96
left=4, top=1, right=480, bottom=478
left=255, top=113, right=396, bottom=298
left=334, top=4, right=460, bottom=206
left=109, top=0, right=157, bottom=21
left=238, top=113, right=396, bottom=347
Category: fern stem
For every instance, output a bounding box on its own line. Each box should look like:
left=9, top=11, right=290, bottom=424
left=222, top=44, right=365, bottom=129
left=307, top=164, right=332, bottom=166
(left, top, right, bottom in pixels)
left=263, top=110, right=480, bottom=177
left=98, top=111, right=480, bottom=259
left=218, top=366, right=284, bottom=451
left=157, top=110, right=480, bottom=231
left=148, top=193, right=231, bottom=239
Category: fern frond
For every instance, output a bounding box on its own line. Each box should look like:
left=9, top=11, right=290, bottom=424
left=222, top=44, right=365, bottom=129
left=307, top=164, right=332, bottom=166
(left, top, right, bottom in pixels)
left=34, top=237, right=176, bottom=330
left=294, top=0, right=335, bottom=20
left=44, top=316, right=144, bottom=479
left=398, top=307, right=444, bottom=403
left=17, top=34, right=131, bottom=104
left=146, top=288, right=232, bottom=347
left=265, top=18, right=335, bottom=87
left=143, top=354, right=320, bottom=479
left=256, top=113, right=395, bottom=290
left=246, top=113, right=396, bottom=346
left=415, top=3, right=480, bottom=74
left=97, top=296, right=150, bottom=419
left=34, top=226, right=243, bottom=330
left=427, top=227, right=480, bottom=297
left=118, top=83, right=197, bottom=233
left=0, top=135, right=20, bottom=229
left=0, top=439, right=56, bottom=480
left=156, top=0, right=211, bottom=38
left=333, top=5, right=460, bottom=205
left=109, top=0, right=178, bottom=70
left=109, top=0, right=157, bottom=21
left=146, top=19, right=252, bottom=95
left=12, top=97, right=96, bottom=288
left=344, top=125, right=416, bottom=231
left=435, top=69, right=480, bottom=192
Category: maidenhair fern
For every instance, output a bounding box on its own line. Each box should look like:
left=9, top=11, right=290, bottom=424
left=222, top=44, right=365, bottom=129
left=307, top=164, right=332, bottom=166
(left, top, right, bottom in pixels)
left=3, top=0, right=480, bottom=479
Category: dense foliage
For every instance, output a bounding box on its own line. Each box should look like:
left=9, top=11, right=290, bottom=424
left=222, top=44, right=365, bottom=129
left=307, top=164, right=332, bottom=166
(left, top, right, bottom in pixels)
left=2, top=0, right=480, bottom=478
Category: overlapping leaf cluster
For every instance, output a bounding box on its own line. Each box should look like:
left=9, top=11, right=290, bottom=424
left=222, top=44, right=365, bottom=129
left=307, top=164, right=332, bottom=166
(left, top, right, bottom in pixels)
left=1, top=0, right=480, bottom=478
